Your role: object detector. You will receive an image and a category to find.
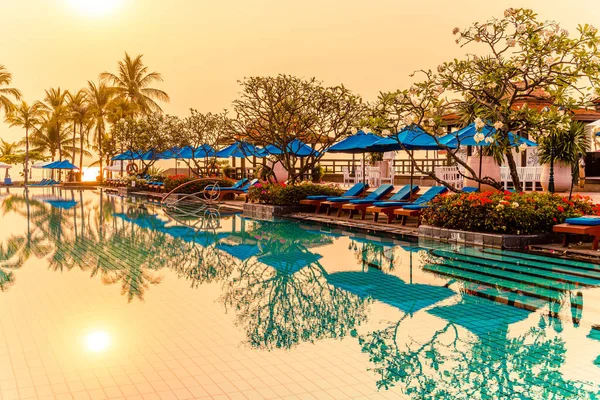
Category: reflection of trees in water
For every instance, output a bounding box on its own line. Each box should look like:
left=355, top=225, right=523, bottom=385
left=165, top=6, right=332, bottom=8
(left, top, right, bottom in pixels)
left=221, top=256, right=368, bottom=350
left=358, top=302, right=600, bottom=398
left=0, top=237, right=25, bottom=291
left=0, top=191, right=234, bottom=301
left=220, top=222, right=369, bottom=350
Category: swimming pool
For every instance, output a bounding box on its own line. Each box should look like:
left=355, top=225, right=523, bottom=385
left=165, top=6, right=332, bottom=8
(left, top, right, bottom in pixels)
left=1, top=188, right=599, bottom=399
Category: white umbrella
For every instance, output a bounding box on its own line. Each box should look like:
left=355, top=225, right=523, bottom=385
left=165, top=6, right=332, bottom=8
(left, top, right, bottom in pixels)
left=31, top=161, right=52, bottom=169
left=0, top=162, right=11, bottom=179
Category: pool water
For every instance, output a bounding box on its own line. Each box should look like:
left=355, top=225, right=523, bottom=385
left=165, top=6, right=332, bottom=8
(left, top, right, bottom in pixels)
left=1, top=188, right=600, bottom=399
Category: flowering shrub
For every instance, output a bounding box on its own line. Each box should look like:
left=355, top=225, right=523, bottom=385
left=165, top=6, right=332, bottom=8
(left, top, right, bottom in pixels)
left=163, top=175, right=235, bottom=194
left=421, top=191, right=600, bottom=235
left=247, top=182, right=344, bottom=206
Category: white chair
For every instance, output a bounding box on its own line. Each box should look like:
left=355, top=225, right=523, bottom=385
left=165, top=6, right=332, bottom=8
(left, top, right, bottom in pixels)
left=500, top=167, right=510, bottom=190
left=342, top=166, right=352, bottom=186
left=367, top=167, right=381, bottom=187
left=434, top=166, right=463, bottom=189
left=380, top=160, right=395, bottom=185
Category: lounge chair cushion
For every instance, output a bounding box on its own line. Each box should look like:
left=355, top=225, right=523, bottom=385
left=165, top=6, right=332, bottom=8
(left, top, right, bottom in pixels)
left=462, top=186, right=478, bottom=193
left=349, top=199, right=379, bottom=205
left=403, top=204, right=429, bottom=210
left=306, top=195, right=330, bottom=200
left=565, top=216, right=600, bottom=226
left=363, top=184, right=394, bottom=200
left=388, top=185, right=419, bottom=201
left=326, top=197, right=355, bottom=203
left=372, top=201, right=411, bottom=207
left=345, top=182, right=368, bottom=197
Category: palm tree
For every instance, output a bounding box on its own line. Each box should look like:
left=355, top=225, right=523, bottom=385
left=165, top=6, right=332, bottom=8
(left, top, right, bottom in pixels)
left=100, top=52, right=169, bottom=115
left=30, top=114, right=73, bottom=162
left=67, top=90, right=88, bottom=166
left=86, top=80, right=115, bottom=182
left=5, top=101, right=44, bottom=185
left=37, top=88, right=70, bottom=162
left=0, top=139, right=19, bottom=159
left=0, top=65, right=22, bottom=114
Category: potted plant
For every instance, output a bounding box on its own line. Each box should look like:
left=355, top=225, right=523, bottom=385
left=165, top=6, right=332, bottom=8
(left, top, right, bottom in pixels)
left=538, top=121, right=589, bottom=192
left=311, top=164, right=324, bottom=183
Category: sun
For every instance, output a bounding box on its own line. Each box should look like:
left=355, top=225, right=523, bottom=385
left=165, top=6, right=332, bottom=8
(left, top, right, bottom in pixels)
left=84, top=331, right=111, bottom=352
left=67, top=0, right=122, bottom=17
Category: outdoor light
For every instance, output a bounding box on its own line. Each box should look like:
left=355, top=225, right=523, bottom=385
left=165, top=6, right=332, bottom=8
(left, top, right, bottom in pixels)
left=85, top=331, right=111, bottom=353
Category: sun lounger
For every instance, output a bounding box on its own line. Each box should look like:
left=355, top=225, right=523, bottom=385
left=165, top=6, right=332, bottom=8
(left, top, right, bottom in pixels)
left=323, top=184, right=394, bottom=217
left=205, top=178, right=248, bottom=192
left=369, top=186, right=448, bottom=224
left=341, top=184, right=420, bottom=220
left=213, top=179, right=259, bottom=201
left=554, top=216, right=600, bottom=250
left=299, top=182, right=368, bottom=213
left=462, top=186, right=478, bottom=193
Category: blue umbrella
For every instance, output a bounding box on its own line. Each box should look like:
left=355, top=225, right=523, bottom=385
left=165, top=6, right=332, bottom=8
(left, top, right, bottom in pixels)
left=367, top=125, right=447, bottom=152
left=329, top=131, right=383, bottom=185
left=111, top=150, right=145, bottom=161
left=42, top=160, right=78, bottom=170
left=440, top=123, right=537, bottom=148
left=440, top=123, right=538, bottom=190
left=216, top=243, right=261, bottom=261
left=45, top=199, right=78, bottom=210
left=367, top=125, right=446, bottom=200
left=216, top=141, right=266, bottom=158
left=264, top=139, right=320, bottom=158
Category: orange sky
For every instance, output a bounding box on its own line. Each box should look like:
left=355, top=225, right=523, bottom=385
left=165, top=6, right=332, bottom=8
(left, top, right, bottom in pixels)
left=1, top=0, right=600, bottom=145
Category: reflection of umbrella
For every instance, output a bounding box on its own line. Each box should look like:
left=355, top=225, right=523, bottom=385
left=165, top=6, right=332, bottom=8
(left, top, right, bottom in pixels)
left=328, top=130, right=383, bottom=185
left=257, top=251, right=322, bottom=275
left=589, top=327, right=600, bottom=342
left=428, top=296, right=530, bottom=337
left=216, top=141, right=266, bottom=158
left=216, top=243, right=260, bottom=261
left=45, top=199, right=78, bottom=210
left=264, top=139, right=320, bottom=157
left=326, top=267, right=454, bottom=314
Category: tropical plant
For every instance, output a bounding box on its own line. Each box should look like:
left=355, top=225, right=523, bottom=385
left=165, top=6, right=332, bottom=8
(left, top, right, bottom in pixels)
left=537, top=121, right=590, bottom=166
left=67, top=89, right=92, bottom=174
left=30, top=114, right=74, bottom=162
left=421, top=191, right=600, bottom=234
left=37, top=87, right=70, bottom=163
left=100, top=52, right=169, bottom=115
left=0, top=139, right=19, bottom=158
left=0, top=65, right=21, bottom=114
left=4, top=101, right=44, bottom=184
left=247, top=181, right=344, bottom=206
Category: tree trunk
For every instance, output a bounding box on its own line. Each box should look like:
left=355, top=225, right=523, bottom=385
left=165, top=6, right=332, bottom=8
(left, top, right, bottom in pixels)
left=505, top=151, right=521, bottom=192
left=24, top=126, right=29, bottom=186
left=72, top=122, right=77, bottom=164
left=79, top=121, right=84, bottom=178
left=98, top=125, right=103, bottom=183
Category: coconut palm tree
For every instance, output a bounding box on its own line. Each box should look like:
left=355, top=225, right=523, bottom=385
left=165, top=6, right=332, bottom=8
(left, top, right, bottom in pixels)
left=30, top=114, right=74, bottom=162
left=37, top=88, right=70, bottom=162
left=86, top=80, right=116, bottom=182
left=67, top=90, right=88, bottom=166
left=100, top=53, right=169, bottom=115
left=5, top=101, right=44, bottom=185
left=0, top=65, right=21, bottom=114
left=0, top=139, right=19, bottom=159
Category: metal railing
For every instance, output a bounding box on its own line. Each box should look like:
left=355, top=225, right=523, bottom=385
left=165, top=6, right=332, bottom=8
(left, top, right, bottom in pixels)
left=319, top=158, right=450, bottom=176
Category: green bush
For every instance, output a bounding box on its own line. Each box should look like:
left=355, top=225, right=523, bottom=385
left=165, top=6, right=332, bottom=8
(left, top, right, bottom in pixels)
left=421, top=191, right=599, bottom=235
left=247, top=182, right=344, bottom=206
left=163, top=175, right=235, bottom=194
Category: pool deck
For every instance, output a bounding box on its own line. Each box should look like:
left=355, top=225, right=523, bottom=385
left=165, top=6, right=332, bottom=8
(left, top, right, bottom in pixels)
left=286, top=212, right=419, bottom=238
left=528, top=243, right=600, bottom=263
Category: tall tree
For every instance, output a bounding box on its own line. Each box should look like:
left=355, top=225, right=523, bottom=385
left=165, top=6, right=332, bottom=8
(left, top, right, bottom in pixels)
left=0, top=139, right=19, bottom=159
left=0, top=65, right=21, bottom=114
left=37, top=88, right=70, bottom=162
left=4, top=101, right=44, bottom=184
left=86, top=80, right=115, bottom=182
left=100, top=52, right=169, bottom=115
left=67, top=90, right=88, bottom=167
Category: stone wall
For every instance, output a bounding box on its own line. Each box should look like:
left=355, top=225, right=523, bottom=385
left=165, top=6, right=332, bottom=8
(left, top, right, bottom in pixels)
left=418, top=224, right=553, bottom=250
left=243, top=203, right=306, bottom=221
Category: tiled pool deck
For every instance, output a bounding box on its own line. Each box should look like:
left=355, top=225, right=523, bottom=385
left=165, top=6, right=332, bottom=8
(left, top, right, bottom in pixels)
left=1, top=187, right=600, bottom=399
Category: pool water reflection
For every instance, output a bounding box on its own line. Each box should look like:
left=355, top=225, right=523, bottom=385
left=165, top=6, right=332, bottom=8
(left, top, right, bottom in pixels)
left=1, top=187, right=600, bottom=399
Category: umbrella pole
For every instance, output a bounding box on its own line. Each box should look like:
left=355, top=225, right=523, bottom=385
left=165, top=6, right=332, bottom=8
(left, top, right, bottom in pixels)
left=362, top=153, right=366, bottom=189
left=410, top=150, right=414, bottom=202
left=478, top=147, right=483, bottom=191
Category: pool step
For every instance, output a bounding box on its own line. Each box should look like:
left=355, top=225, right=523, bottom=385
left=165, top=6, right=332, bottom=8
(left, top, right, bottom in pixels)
left=431, top=250, right=600, bottom=288
left=484, top=248, right=600, bottom=274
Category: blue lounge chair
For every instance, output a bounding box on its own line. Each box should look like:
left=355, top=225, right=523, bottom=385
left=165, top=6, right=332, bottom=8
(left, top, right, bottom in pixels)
left=462, top=186, right=478, bottom=193
left=215, top=179, right=259, bottom=201
left=369, top=186, right=448, bottom=223
left=326, top=184, right=394, bottom=218
left=299, top=182, right=368, bottom=213
left=206, top=178, right=248, bottom=191
left=341, top=184, right=420, bottom=220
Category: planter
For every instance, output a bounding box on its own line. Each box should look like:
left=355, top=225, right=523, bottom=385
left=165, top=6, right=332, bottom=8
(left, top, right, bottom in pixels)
left=540, top=161, right=573, bottom=192
left=464, top=155, right=500, bottom=191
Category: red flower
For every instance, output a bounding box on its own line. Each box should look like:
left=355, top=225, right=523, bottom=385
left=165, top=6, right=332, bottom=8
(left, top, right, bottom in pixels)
left=557, top=206, right=564, bottom=213
left=553, top=217, right=557, bottom=222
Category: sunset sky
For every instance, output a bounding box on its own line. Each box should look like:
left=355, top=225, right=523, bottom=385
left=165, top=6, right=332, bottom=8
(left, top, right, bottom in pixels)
left=1, top=0, right=600, bottom=144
